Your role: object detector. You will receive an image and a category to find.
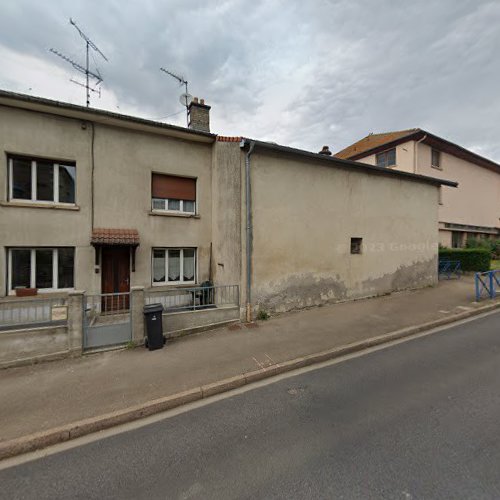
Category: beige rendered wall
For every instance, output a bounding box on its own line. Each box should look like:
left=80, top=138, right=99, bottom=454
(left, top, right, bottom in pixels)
left=0, top=105, right=216, bottom=297
left=249, top=152, right=439, bottom=313
left=210, top=142, right=242, bottom=290
left=0, top=105, right=93, bottom=297
left=415, top=142, right=500, bottom=230
left=91, top=124, right=213, bottom=294
left=357, top=141, right=415, bottom=174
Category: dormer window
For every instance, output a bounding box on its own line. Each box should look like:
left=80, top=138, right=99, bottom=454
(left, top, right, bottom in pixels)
left=375, top=148, right=396, bottom=168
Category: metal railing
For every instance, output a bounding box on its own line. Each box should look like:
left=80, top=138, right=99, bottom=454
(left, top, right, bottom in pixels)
left=438, top=260, right=462, bottom=280
left=85, top=292, right=131, bottom=318
left=145, top=284, right=239, bottom=313
left=0, top=296, right=68, bottom=331
left=475, top=270, right=500, bottom=301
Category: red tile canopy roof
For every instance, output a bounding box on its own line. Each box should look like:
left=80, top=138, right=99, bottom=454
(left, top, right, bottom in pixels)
left=91, top=228, right=139, bottom=246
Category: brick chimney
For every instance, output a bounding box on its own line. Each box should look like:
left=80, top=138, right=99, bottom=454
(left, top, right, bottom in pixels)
left=188, top=97, right=211, bottom=132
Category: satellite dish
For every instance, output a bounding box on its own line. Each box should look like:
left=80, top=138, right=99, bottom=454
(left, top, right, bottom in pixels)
left=179, top=93, right=192, bottom=107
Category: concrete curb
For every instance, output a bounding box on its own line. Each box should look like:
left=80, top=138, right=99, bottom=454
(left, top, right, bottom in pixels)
left=1, top=300, right=498, bottom=461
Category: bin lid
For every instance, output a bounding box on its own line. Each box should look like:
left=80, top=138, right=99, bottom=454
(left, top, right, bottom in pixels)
left=143, top=303, right=164, bottom=313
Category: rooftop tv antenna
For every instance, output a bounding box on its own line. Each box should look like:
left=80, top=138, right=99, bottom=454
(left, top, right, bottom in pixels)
left=160, top=67, right=190, bottom=126
left=50, top=18, right=108, bottom=107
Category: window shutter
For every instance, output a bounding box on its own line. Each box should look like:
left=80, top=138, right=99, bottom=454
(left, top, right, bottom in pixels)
left=152, top=174, right=196, bottom=201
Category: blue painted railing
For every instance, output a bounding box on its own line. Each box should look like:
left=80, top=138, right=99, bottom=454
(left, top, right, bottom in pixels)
left=438, top=260, right=461, bottom=280
left=475, top=270, right=500, bottom=301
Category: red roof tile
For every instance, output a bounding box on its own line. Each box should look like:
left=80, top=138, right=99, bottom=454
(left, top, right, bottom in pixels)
left=91, top=228, right=139, bottom=246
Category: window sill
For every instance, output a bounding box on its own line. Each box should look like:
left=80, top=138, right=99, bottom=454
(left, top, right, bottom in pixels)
left=150, top=282, right=198, bottom=289
left=1, top=201, right=80, bottom=211
left=149, top=210, right=200, bottom=219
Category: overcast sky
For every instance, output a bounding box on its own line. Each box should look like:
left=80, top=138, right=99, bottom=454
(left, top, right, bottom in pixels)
left=1, top=0, right=499, bottom=160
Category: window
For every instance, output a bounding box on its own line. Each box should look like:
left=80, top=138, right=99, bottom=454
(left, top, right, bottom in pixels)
left=451, top=232, right=463, bottom=248
left=8, top=248, right=75, bottom=292
left=152, top=248, right=196, bottom=285
left=8, top=156, right=76, bottom=204
left=431, top=149, right=441, bottom=169
left=151, top=173, right=196, bottom=214
left=376, top=148, right=396, bottom=168
left=350, top=237, right=363, bottom=254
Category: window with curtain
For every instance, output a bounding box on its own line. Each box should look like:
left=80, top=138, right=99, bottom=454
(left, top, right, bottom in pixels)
left=152, top=248, right=196, bottom=285
left=151, top=173, right=196, bottom=214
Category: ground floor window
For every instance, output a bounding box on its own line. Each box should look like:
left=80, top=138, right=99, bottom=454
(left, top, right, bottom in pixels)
left=8, top=247, right=75, bottom=292
left=152, top=248, right=196, bottom=285
left=451, top=232, right=463, bottom=248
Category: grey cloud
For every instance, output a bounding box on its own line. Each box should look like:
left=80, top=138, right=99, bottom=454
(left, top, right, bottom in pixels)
left=0, top=0, right=499, bottom=161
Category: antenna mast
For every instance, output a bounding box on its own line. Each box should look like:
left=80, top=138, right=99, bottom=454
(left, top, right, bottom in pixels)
left=50, top=18, right=108, bottom=107
left=160, top=67, right=189, bottom=127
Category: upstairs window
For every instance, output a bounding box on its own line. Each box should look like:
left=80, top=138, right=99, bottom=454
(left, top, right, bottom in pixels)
left=8, top=156, right=76, bottom=204
left=8, top=247, right=75, bottom=292
left=431, top=149, right=441, bottom=169
left=152, top=173, right=196, bottom=214
left=376, top=148, right=396, bottom=168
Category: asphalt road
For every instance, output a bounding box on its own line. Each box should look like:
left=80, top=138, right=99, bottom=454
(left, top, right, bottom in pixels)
left=1, top=311, right=499, bottom=500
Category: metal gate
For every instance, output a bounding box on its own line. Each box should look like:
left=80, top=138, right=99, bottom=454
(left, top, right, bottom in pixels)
left=83, top=292, right=132, bottom=349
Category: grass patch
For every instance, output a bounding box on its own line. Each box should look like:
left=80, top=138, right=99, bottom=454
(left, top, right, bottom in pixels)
left=491, top=260, right=500, bottom=270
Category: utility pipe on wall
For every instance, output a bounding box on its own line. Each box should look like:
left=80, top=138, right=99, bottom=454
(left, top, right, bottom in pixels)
left=414, top=133, right=427, bottom=174
left=241, top=139, right=255, bottom=322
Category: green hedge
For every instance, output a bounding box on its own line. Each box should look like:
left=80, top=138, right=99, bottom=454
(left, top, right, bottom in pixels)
left=439, top=248, right=491, bottom=272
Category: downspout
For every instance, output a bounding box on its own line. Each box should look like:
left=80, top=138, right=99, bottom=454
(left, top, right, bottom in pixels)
left=414, top=133, right=427, bottom=174
left=241, top=139, right=256, bottom=322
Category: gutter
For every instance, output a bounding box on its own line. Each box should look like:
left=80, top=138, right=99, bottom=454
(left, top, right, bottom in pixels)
left=240, top=139, right=256, bottom=322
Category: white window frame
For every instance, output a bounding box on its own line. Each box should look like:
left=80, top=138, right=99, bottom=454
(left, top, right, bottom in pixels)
left=151, top=248, right=197, bottom=286
left=8, top=158, right=76, bottom=205
left=7, top=247, right=75, bottom=294
left=151, top=197, right=196, bottom=215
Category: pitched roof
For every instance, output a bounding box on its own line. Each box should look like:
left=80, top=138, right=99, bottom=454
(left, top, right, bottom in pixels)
left=335, top=128, right=500, bottom=174
left=0, top=89, right=215, bottom=143
left=91, top=228, right=139, bottom=246
left=335, top=129, right=419, bottom=159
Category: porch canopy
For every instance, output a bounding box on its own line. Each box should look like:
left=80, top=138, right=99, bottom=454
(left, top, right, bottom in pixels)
left=91, top=228, right=140, bottom=271
left=91, top=228, right=140, bottom=246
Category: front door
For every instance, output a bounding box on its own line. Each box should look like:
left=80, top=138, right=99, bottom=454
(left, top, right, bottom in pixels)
left=101, top=247, right=130, bottom=311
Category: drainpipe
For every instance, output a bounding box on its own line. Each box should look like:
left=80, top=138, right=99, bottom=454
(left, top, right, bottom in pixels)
left=241, top=139, right=255, bottom=322
left=414, top=133, right=427, bottom=174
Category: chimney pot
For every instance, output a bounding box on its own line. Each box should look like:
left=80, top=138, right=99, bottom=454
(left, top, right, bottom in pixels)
left=319, top=145, right=332, bottom=156
left=200, top=98, right=205, bottom=105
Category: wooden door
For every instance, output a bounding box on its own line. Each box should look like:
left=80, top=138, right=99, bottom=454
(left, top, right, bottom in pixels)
left=101, top=247, right=130, bottom=312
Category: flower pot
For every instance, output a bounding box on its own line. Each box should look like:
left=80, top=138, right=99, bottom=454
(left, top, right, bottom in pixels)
left=15, top=287, right=38, bottom=297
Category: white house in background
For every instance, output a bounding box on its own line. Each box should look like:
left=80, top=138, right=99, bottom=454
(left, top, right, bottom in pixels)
left=336, top=128, right=500, bottom=248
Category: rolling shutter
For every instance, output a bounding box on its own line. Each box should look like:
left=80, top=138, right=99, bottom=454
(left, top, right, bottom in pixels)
left=152, top=174, right=196, bottom=201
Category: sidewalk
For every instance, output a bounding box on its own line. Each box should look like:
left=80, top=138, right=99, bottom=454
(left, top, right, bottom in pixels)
left=1, top=276, right=499, bottom=446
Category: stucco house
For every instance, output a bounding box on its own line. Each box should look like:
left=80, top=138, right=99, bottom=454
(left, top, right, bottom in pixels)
left=335, top=129, right=500, bottom=248
left=0, top=90, right=455, bottom=364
